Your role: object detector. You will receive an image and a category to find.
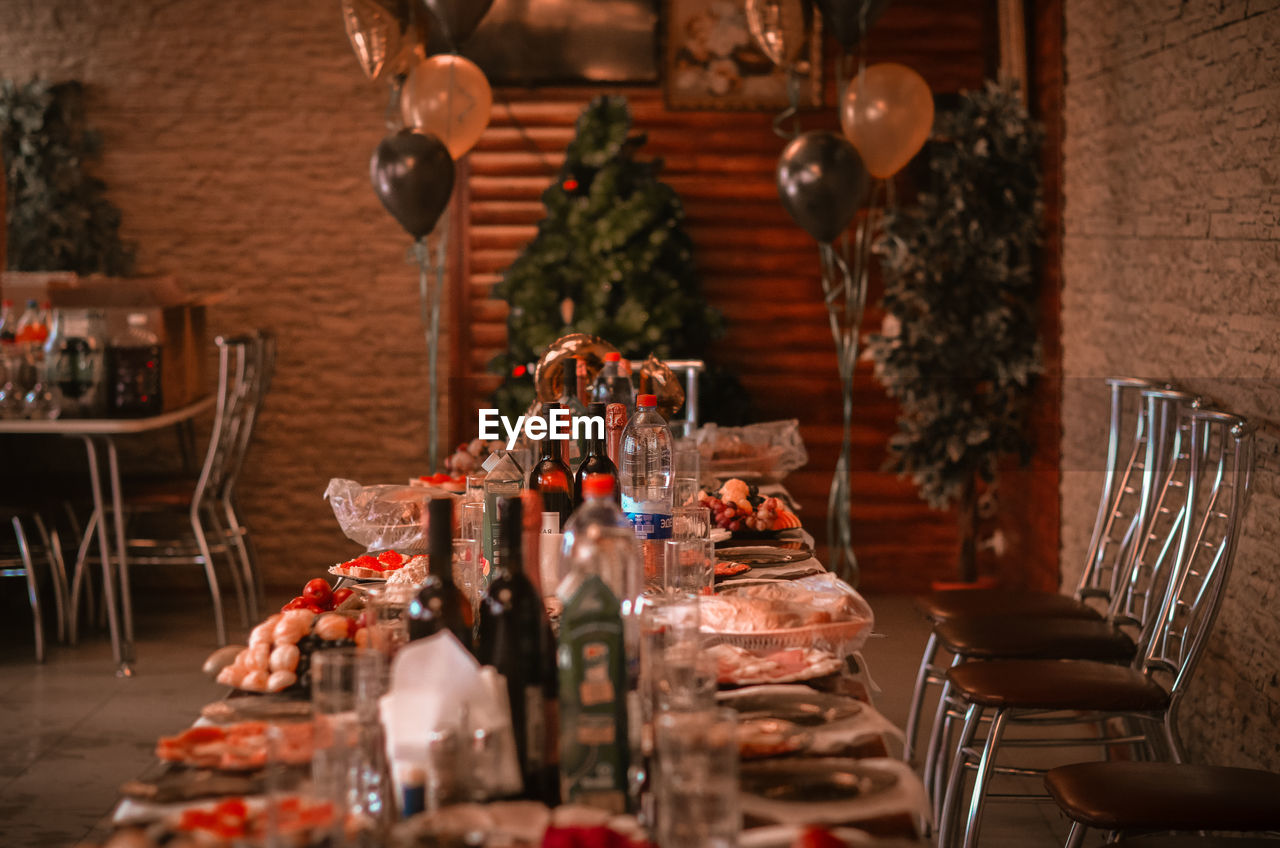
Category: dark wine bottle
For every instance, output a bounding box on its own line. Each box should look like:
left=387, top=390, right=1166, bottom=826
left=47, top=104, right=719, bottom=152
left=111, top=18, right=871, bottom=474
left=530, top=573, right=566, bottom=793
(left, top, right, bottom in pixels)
left=530, top=402, right=574, bottom=526
left=407, top=498, right=474, bottom=650
left=574, top=401, right=619, bottom=507
left=475, top=496, right=560, bottom=803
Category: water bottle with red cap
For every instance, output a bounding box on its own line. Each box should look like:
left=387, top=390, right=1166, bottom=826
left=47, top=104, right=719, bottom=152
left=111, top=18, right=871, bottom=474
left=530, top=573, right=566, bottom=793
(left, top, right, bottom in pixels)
left=619, top=394, right=673, bottom=585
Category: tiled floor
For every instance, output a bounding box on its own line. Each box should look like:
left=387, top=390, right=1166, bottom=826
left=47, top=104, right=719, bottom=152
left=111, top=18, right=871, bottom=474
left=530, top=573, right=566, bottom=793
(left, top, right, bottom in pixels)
left=0, top=591, right=1095, bottom=847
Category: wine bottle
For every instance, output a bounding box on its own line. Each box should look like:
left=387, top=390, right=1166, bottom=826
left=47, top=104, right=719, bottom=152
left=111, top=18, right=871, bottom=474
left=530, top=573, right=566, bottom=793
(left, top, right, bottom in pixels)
left=475, top=496, right=560, bottom=803
left=530, top=402, right=574, bottom=527
left=574, top=401, right=619, bottom=507
left=407, top=498, right=474, bottom=650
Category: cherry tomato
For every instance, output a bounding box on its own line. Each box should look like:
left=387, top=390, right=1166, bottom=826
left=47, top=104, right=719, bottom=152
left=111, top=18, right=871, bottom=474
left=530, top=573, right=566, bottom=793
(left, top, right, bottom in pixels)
left=302, top=577, right=332, bottom=605
left=332, top=587, right=354, bottom=606
left=282, top=596, right=306, bottom=611
left=298, top=597, right=325, bottom=614
left=346, top=617, right=360, bottom=638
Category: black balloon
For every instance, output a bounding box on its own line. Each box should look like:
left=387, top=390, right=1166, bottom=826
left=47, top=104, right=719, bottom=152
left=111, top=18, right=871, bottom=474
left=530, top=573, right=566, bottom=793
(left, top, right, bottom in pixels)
left=776, top=131, right=868, bottom=244
left=810, top=0, right=892, bottom=52
left=370, top=130, right=455, bottom=239
left=420, top=0, right=494, bottom=48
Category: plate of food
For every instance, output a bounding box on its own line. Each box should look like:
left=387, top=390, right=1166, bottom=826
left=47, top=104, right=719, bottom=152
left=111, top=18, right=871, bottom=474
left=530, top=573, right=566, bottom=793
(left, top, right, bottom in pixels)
left=155, top=720, right=315, bottom=771
left=719, top=685, right=864, bottom=727
left=328, top=550, right=422, bottom=581
left=737, top=717, right=813, bottom=760
left=708, top=643, right=846, bottom=686
left=715, top=545, right=814, bottom=566
left=699, top=479, right=801, bottom=539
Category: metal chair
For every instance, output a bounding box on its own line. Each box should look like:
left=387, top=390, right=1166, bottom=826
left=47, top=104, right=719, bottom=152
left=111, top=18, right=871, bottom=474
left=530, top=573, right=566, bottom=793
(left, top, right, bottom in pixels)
left=0, top=510, right=70, bottom=661
left=906, top=377, right=1159, bottom=768
left=69, top=333, right=273, bottom=646
left=935, top=404, right=1256, bottom=848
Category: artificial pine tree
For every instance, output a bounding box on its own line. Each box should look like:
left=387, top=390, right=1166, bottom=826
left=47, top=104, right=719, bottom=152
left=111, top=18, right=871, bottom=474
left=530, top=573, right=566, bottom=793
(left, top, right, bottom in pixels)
left=491, top=96, right=744, bottom=421
left=866, top=82, right=1044, bottom=582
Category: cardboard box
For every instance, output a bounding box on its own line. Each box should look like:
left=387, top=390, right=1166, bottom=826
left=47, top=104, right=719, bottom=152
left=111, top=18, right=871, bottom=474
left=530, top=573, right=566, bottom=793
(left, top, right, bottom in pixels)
left=2, top=273, right=212, bottom=412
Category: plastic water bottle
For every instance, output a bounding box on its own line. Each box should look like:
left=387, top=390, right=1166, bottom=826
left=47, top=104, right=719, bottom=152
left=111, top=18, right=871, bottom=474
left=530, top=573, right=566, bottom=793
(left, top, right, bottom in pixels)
left=559, top=473, right=643, bottom=605
left=619, top=394, right=673, bottom=586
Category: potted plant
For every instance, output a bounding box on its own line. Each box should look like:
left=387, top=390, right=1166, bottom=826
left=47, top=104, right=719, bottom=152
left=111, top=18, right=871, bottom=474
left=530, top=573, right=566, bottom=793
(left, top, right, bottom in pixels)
left=866, top=81, right=1044, bottom=586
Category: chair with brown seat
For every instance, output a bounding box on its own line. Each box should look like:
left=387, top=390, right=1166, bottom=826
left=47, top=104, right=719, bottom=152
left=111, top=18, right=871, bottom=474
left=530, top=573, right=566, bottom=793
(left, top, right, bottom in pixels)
left=68, top=333, right=272, bottom=646
left=904, top=377, right=1160, bottom=763
left=1045, top=761, right=1280, bottom=846
left=934, top=404, right=1257, bottom=848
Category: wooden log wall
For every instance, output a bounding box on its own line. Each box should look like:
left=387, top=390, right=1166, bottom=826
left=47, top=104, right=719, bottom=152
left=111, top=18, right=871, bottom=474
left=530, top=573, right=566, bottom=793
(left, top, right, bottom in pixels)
left=449, top=0, right=1062, bottom=593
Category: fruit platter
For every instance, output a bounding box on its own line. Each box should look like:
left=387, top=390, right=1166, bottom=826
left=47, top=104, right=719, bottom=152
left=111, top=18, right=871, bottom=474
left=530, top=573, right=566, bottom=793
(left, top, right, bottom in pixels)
left=699, top=478, right=802, bottom=538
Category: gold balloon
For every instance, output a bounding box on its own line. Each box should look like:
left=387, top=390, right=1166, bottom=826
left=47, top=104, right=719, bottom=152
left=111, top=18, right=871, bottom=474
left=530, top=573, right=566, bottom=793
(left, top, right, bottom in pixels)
left=744, top=0, right=813, bottom=71
left=637, top=355, right=686, bottom=422
left=839, top=63, right=935, bottom=179
left=533, top=334, right=619, bottom=402
left=341, top=0, right=428, bottom=82
left=400, top=54, right=493, bottom=160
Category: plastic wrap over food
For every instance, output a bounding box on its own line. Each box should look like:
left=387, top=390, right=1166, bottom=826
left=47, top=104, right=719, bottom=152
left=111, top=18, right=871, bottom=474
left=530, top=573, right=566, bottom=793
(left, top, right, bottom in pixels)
left=696, top=419, right=808, bottom=482
left=706, top=573, right=874, bottom=654
left=323, top=478, right=455, bottom=554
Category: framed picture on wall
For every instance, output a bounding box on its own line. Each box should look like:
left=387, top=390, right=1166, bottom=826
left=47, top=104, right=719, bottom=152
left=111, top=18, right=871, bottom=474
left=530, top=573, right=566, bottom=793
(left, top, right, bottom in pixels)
left=663, top=0, right=822, bottom=110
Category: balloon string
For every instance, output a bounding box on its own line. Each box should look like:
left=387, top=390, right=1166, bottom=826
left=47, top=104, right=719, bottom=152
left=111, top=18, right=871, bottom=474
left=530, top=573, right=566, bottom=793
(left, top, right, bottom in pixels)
left=772, top=73, right=802, bottom=141
left=415, top=208, right=451, bottom=472
left=385, top=76, right=403, bottom=133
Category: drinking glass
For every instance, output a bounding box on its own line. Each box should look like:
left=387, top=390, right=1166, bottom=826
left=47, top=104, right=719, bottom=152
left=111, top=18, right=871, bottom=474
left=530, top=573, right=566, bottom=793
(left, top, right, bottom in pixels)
left=639, top=595, right=716, bottom=720
left=655, top=708, right=741, bottom=848
left=672, top=505, right=711, bottom=541
left=311, top=649, right=390, bottom=841
left=459, top=501, right=488, bottom=592
left=365, top=585, right=414, bottom=661
left=673, top=440, right=701, bottom=507
left=664, top=539, right=715, bottom=596
left=452, top=537, right=482, bottom=622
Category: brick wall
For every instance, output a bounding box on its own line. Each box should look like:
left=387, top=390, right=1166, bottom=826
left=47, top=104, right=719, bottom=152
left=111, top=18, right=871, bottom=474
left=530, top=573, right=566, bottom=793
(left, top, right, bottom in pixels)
left=1063, top=0, right=1280, bottom=767
left=0, top=0, right=451, bottom=590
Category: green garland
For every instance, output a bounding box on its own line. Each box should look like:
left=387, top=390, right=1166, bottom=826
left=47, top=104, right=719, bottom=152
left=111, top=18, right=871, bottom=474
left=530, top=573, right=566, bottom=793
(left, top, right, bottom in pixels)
left=867, top=82, right=1045, bottom=509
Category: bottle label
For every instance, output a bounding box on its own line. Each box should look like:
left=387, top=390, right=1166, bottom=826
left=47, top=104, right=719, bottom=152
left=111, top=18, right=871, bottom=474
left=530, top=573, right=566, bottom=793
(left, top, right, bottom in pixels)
left=625, top=511, right=672, bottom=540
left=525, top=684, right=546, bottom=770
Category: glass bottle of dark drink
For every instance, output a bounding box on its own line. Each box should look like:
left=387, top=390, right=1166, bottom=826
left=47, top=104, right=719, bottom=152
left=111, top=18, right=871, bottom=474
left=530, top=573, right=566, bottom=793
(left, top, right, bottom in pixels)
left=475, top=496, right=560, bottom=803
left=530, top=402, right=574, bottom=527
left=574, top=401, right=619, bottom=507
left=407, top=497, right=474, bottom=650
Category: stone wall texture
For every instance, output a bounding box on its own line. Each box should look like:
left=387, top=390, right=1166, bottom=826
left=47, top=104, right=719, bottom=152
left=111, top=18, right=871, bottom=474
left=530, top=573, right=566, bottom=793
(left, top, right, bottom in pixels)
left=1063, top=0, right=1280, bottom=768
left=0, top=0, right=451, bottom=590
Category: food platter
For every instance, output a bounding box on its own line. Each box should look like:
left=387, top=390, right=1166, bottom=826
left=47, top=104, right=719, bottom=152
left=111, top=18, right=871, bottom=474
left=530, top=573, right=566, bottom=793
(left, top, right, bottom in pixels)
left=716, top=545, right=814, bottom=565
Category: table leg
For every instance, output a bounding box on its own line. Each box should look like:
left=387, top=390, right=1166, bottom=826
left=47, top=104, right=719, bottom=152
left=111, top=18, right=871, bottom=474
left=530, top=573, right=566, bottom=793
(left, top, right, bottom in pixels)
left=104, top=438, right=135, bottom=648
left=78, top=435, right=133, bottom=676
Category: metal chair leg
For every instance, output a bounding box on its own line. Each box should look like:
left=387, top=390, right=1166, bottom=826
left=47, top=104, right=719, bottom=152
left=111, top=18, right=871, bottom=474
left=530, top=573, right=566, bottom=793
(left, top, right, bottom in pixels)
left=13, top=517, right=46, bottom=662
left=221, top=496, right=261, bottom=622
left=31, top=513, right=68, bottom=643
left=1063, top=820, right=1087, bottom=848
left=937, top=702, right=983, bottom=848
left=203, top=504, right=249, bottom=626
left=190, top=509, right=227, bottom=646
left=69, top=508, right=100, bottom=646
left=924, top=675, right=953, bottom=805
left=961, top=707, right=1009, bottom=848
left=904, top=630, right=939, bottom=763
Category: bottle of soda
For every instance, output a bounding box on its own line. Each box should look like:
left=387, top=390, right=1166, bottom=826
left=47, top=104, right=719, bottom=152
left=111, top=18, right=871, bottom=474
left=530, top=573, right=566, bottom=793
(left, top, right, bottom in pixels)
left=556, top=473, right=641, bottom=812
left=407, top=497, right=474, bottom=650
left=0, top=300, right=16, bottom=345
left=475, top=496, right=559, bottom=803
left=107, top=312, right=163, bottom=417
left=619, top=394, right=673, bottom=587
left=574, top=401, right=618, bottom=507
left=530, top=402, right=574, bottom=528
left=591, top=352, right=635, bottom=412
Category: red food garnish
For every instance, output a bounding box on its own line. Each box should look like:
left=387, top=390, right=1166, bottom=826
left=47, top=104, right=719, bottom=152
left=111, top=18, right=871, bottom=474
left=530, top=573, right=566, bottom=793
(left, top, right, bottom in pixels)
left=794, top=826, right=848, bottom=848
left=376, top=550, right=405, bottom=569
left=349, top=554, right=381, bottom=571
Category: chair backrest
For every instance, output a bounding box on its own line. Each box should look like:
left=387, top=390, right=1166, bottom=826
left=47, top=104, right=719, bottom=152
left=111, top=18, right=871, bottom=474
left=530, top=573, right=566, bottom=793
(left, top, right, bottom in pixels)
left=1142, top=405, right=1254, bottom=698
left=1105, top=387, right=1200, bottom=630
left=194, top=332, right=274, bottom=506
left=1076, top=377, right=1156, bottom=604
left=218, top=330, right=275, bottom=500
